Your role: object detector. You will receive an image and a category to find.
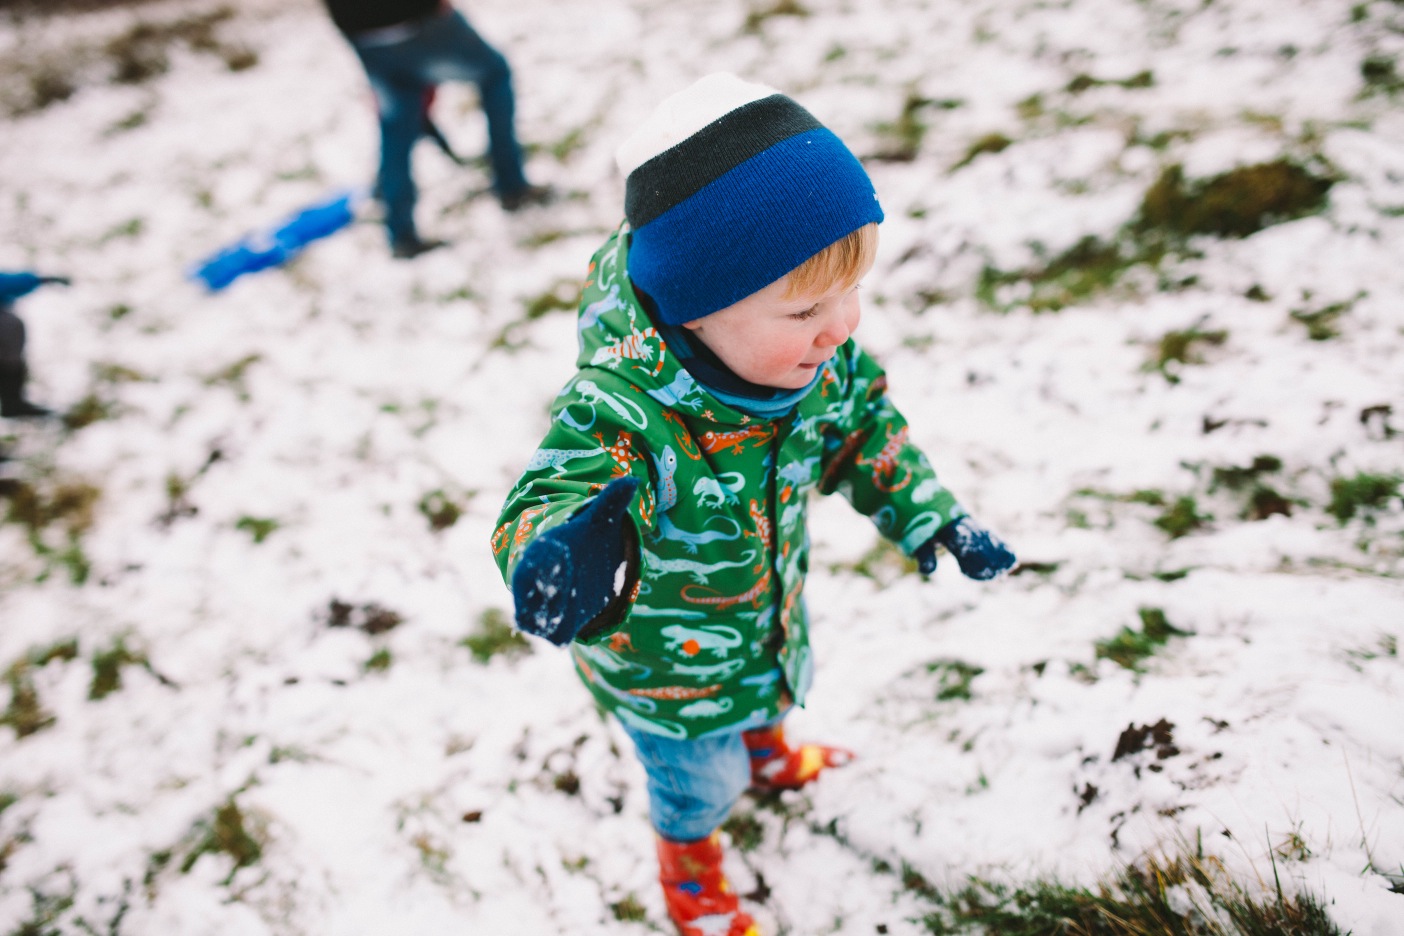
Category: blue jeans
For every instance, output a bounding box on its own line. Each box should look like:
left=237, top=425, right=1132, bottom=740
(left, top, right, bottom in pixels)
left=620, top=714, right=784, bottom=842
left=350, top=8, right=529, bottom=245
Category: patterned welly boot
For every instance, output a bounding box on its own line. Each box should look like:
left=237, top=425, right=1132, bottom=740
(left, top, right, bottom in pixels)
left=656, top=832, right=760, bottom=936
left=742, top=723, right=854, bottom=791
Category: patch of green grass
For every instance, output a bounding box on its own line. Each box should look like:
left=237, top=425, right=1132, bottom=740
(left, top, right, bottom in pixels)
left=203, top=353, right=261, bottom=400
left=235, top=515, right=279, bottom=544
left=1361, top=54, right=1404, bottom=96
left=180, top=799, right=263, bottom=884
left=461, top=608, right=531, bottom=663
left=950, top=132, right=1013, bottom=171
left=918, top=849, right=1341, bottom=935
left=722, top=811, right=765, bottom=853
left=743, top=0, right=809, bottom=33
left=1148, top=323, right=1229, bottom=382
left=1153, top=495, right=1211, bottom=539
left=872, top=90, right=933, bottom=162
left=89, top=637, right=147, bottom=700
left=611, top=893, right=648, bottom=922
left=1, top=478, right=99, bottom=583
left=926, top=659, right=985, bottom=702
left=61, top=392, right=117, bottom=430
left=1208, top=456, right=1296, bottom=520
left=1095, top=607, right=1193, bottom=672
left=515, top=278, right=581, bottom=326
left=418, top=489, right=467, bottom=532
left=1136, top=160, right=1334, bottom=240
left=1327, top=472, right=1402, bottom=524
left=9, top=883, right=76, bottom=936
left=1066, top=70, right=1155, bottom=94
left=1289, top=293, right=1361, bottom=341
left=92, top=362, right=149, bottom=383
left=3, top=640, right=79, bottom=738
left=978, top=235, right=1158, bottom=312
left=99, top=217, right=145, bottom=243
left=1210, top=455, right=1283, bottom=492
left=364, top=647, right=393, bottom=673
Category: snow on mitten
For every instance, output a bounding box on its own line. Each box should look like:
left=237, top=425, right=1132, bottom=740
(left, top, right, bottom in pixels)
left=914, top=515, right=1017, bottom=581
left=742, top=723, right=853, bottom=791
left=511, top=476, right=637, bottom=646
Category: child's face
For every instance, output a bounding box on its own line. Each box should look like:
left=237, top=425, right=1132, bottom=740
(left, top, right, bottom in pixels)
left=682, top=272, right=865, bottom=390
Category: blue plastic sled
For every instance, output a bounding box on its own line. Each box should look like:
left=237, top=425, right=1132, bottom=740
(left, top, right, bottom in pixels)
left=190, top=191, right=361, bottom=292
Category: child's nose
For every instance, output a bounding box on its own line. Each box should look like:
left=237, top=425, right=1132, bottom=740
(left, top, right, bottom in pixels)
left=817, top=310, right=854, bottom=347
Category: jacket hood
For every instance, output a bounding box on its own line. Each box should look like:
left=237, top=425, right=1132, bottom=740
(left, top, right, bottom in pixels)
left=576, top=226, right=760, bottom=429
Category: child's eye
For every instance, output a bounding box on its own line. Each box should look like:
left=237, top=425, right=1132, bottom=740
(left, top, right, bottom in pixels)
left=791, top=306, right=820, bottom=321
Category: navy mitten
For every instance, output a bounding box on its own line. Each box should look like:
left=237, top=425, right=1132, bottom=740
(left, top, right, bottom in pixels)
left=914, top=516, right=1017, bottom=580
left=511, top=476, right=639, bottom=646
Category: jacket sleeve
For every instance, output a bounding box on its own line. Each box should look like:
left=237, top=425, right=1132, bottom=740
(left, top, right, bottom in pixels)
left=490, top=371, right=658, bottom=641
left=816, top=344, right=966, bottom=555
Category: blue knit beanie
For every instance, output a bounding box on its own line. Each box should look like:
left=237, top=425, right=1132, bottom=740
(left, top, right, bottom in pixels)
left=617, top=74, right=884, bottom=326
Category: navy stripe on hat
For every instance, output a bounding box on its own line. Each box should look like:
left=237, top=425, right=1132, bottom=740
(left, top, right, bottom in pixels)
left=625, top=95, right=822, bottom=228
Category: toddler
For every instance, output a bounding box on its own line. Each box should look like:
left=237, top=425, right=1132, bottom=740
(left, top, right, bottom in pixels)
left=492, top=74, right=1016, bottom=936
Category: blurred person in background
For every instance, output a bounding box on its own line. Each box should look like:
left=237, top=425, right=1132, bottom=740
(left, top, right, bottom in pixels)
left=0, top=271, right=68, bottom=420
left=322, top=0, right=551, bottom=259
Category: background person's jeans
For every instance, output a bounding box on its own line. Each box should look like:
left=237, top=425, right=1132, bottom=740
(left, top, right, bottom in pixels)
left=352, top=9, right=529, bottom=246
left=619, top=714, right=784, bottom=843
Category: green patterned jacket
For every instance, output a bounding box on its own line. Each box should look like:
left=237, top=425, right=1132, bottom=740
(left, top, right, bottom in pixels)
left=492, top=226, right=964, bottom=739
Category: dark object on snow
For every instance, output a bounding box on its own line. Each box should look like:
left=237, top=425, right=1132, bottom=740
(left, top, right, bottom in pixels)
left=190, top=192, right=358, bottom=291
left=511, top=476, right=639, bottom=646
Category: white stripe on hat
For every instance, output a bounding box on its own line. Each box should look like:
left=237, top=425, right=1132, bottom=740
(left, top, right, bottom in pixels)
left=614, top=73, right=779, bottom=177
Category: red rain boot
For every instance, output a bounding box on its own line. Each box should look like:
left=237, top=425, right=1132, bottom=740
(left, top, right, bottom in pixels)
left=742, top=723, right=853, bottom=791
left=656, top=832, right=760, bottom=936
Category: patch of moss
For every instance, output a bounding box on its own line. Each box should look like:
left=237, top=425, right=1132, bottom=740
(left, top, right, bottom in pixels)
left=203, top=353, right=262, bottom=400
left=950, top=132, right=1013, bottom=171
left=1327, top=472, right=1402, bottom=524
left=1065, top=70, right=1154, bottom=94
left=418, top=489, right=465, bottom=532
left=872, top=91, right=933, bottom=163
left=979, top=235, right=1155, bottom=312
left=180, top=799, right=263, bottom=884
left=1361, top=54, right=1404, bottom=96
left=61, top=393, right=117, bottom=430
left=90, top=638, right=147, bottom=701
left=462, top=608, right=531, bottom=663
left=523, top=280, right=581, bottom=321
left=926, top=659, right=985, bottom=702
left=1136, top=160, right=1334, bottom=240
left=235, top=516, right=279, bottom=544
left=611, top=893, right=648, bottom=922
left=1153, top=495, right=1211, bottom=539
left=743, top=0, right=810, bottom=33
left=722, top=811, right=765, bottom=853
left=1290, top=293, right=1361, bottom=341
left=3, top=640, right=78, bottom=738
left=1095, top=607, right=1193, bottom=671
left=1148, top=323, right=1229, bottom=382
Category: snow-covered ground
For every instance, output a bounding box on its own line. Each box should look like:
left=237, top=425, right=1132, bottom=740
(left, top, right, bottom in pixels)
left=1, top=0, right=1401, bottom=933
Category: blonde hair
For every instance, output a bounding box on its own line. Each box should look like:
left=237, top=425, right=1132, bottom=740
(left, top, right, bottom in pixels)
left=783, top=222, right=879, bottom=299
